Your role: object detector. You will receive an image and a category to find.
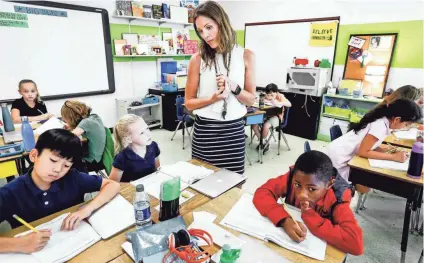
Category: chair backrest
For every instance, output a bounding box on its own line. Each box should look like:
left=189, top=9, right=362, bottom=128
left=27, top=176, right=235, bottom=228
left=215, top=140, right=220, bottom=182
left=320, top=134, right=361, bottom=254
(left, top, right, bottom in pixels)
left=102, top=127, right=115, bottom=175
left=330, top=125, right=343, bottom=141
left=304, top=141, right=311, bottom=152
left=175, top=95, right=185, bottom=119
left=281, top=107, right=290, bottom=129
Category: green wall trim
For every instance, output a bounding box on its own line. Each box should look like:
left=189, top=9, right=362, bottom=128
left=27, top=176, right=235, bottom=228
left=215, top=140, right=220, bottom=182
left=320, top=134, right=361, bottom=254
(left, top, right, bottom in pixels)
left=334, top=20, right=423, bottom=68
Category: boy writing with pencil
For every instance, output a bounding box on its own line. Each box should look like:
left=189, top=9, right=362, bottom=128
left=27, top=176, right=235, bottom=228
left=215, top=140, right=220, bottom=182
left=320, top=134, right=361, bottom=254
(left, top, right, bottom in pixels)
left=0, top=129, right=120, bottom=254
left=253, top=151, right=364, bottom=255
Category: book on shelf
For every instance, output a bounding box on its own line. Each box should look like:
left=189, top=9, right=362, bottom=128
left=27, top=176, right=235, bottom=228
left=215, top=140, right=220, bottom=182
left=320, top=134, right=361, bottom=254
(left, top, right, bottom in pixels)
left=180, top=0, right=199, bottom=23
left=131, top=1, right=143, bottom=17
left=116, top=0, right=133, bottom=16
left=152, top=4, right=163, bottom=19
left=114, top=39, right=126, bottom=56
left=162, top=3, right=169, bottom=19
left=183, top=40, right=198, bottom=54
left=143, top=5, right=152, bottom=18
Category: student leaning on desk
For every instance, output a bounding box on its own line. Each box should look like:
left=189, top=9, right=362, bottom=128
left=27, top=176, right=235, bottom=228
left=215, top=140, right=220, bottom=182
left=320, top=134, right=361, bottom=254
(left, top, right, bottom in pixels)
left=253, top=151, right=364, bottom=255
left=0, top=129, right=120, bottom=254
left=11, top=79, right=53, bottom=123
left=325, top=99, right=422, bottom=182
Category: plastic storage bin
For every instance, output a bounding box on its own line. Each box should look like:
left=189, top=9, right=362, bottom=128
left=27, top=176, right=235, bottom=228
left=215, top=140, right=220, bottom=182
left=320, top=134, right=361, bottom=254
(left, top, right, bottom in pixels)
left=324, top=106, right=351, bottom=118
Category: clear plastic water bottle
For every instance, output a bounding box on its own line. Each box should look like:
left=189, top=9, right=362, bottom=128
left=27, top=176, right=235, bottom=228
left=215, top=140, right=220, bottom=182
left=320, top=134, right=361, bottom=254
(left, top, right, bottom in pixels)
left=21, top=116, right=35, bottom=152
left=133, top=184, right=152, bottom=228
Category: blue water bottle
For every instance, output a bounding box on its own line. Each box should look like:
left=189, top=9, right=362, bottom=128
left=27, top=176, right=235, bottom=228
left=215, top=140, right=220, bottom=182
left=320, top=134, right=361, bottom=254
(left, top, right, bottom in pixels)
left=21, top=116, right=35, bottom=152
left=1, top=103, right=15, bottom=132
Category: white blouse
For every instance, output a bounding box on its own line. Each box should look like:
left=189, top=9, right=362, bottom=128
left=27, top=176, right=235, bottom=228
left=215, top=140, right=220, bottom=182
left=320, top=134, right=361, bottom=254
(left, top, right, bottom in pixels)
left=193, top=45, right=247, bottom=121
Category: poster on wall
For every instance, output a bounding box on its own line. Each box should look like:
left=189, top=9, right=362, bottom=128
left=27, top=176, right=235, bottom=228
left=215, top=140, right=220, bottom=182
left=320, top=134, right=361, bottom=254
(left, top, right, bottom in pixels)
left=343, top=33, right=397, bottom=98
left=309, top=21, right=338, bottom=47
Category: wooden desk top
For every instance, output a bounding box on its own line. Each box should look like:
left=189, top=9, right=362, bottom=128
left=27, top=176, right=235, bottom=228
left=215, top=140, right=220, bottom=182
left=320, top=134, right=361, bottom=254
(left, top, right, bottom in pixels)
left=2, top=159, right=215, bottom=263
left=245, top=110, right=266, bottom=117
left=348, top=149, right=423, bottom=186
left=112, top=188, right=346, bottom=263
left=384, top=133, right=414, bottom=149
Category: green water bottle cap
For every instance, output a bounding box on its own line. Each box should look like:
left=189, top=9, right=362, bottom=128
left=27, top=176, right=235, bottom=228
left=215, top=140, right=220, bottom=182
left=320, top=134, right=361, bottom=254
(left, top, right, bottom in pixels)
left=220, top=244, right=241, bottom=263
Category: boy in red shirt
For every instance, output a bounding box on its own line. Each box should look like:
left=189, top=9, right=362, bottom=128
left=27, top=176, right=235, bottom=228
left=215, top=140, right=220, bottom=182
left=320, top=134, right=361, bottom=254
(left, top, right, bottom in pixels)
left=253, top=151, right=364, bottom=256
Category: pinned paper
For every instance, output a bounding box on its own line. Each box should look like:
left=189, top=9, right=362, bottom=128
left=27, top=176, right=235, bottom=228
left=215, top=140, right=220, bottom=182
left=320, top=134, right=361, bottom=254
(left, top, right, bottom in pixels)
left=348, top=36, right=366, bottom=49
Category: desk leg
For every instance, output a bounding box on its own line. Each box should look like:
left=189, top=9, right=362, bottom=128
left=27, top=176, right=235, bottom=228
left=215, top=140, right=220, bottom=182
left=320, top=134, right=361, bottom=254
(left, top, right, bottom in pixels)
left=414, top=189, right=423, bottom=233
left=401, top=189, right=419, bottom=263
left=259, top=126, right=263, bottom=164
left=182, top=122, right=185, bottom=150
left=419, top=250, right=423, bottom=263
left=278, top=119, right=281, bottom=155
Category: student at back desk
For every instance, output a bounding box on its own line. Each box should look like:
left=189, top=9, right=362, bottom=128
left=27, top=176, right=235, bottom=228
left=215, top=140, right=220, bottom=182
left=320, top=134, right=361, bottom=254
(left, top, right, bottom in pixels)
left=253, top=151, right=364, bottom=255
left=0, top=129, right=120, bottom=254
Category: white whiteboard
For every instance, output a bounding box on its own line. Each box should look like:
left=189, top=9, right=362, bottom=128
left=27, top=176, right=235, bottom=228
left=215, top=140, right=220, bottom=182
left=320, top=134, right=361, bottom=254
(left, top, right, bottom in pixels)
left=0, top=1, right=114, bottom=102
left=245, top=18, right=339, bottom=90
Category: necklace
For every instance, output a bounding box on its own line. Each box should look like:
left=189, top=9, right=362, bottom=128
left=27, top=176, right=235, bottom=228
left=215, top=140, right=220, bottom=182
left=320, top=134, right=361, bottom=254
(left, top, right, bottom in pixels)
left=214, top=52, right=232, bottom=119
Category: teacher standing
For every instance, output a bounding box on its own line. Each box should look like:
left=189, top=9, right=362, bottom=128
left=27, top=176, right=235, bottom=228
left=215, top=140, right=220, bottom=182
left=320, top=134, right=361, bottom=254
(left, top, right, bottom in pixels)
left=185, top=1, right=256, bottom=174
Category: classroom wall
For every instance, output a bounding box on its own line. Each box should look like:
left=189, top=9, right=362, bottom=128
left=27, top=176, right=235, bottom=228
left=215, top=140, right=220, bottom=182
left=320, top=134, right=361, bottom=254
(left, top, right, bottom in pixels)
left=16, top=0, right=423, bottom=127
left=219, top=0, right=424, bottom=91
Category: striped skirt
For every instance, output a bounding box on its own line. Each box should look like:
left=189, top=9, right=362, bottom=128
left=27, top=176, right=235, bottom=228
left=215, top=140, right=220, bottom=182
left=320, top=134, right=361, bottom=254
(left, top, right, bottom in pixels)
left=192, top=115, right=245, bottom=174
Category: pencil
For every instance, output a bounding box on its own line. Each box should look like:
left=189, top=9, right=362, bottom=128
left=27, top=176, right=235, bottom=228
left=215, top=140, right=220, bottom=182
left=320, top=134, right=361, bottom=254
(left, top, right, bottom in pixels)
left=13, top=214, right=39, bottom=233
left=282, top=201, right=301, bottom=229
left=37, top=109, right=45, bottom=115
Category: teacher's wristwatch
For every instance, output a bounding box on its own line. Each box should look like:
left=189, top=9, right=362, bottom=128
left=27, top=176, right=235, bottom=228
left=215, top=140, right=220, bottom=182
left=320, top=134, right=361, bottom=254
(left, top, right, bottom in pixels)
left=232, top=85, right=242, bottom=96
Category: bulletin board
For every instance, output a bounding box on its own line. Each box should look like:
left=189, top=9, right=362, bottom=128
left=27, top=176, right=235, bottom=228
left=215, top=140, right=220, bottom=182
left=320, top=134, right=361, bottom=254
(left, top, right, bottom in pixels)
left=343, top=33, right=397, bottom=98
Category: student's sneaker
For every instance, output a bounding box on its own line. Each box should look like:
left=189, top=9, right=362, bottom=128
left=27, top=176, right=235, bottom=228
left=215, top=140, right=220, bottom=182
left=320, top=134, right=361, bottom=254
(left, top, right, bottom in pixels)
left=263, top=142, right=270, bottom=155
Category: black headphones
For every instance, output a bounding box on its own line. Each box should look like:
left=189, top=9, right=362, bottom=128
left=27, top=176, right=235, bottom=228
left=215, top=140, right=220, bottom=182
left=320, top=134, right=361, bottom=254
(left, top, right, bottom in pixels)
left=170, top=229, right=191, bottom=248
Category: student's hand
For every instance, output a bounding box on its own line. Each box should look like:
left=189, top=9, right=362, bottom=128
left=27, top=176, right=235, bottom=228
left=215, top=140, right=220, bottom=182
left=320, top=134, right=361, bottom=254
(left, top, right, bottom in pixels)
left=61, top=208, right=92, bottom=231
left=210, top=85, right=226, bottom=102
left=300, top=201, right=313, bottom=212
left=391, top=151, right=410, bottom=163
left=281, top=218, right=307, bottom=243
left=42, top=113, right=53, bottom=120
left=17, top=229, right=51, bottom=253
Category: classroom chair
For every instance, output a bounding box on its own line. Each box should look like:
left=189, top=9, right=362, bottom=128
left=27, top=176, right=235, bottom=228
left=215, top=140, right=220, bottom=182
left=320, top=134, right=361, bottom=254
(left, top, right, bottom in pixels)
left=330, top=125, right=343, bottom=141
left=170, top=96, right=193, bottom=150
left=272, top=107, right=291, bottom=154
left=304, top=141, right=311, bottom=152
left=84, top=127, right=114, bottom=178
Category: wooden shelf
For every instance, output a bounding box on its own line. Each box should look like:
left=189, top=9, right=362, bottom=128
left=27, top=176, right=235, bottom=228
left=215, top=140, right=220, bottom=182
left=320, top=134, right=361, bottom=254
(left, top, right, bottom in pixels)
left=112, top=15, right=193, bottom=27
left=115, top=54, right=191, bottom=58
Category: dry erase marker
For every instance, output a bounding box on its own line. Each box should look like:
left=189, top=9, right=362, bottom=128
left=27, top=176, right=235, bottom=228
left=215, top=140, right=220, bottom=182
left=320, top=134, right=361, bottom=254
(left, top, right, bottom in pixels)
left=13, top=214, right=39, bottom=233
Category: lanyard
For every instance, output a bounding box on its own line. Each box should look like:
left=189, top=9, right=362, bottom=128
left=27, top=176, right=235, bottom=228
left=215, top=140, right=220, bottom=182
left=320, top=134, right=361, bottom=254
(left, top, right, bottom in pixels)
left=214, top=52, right=232, bottom=119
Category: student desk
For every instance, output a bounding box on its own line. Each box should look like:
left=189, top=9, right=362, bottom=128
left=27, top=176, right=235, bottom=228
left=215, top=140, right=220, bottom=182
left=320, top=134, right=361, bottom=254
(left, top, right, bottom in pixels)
left=2, top=159, right=218, bottom=263
left=111, top=187, right=347, bottom=263
left=384, top=134, right=414, bottom=148
left=348, top=152, right=423, bottom=263
left=245, top=110, right=266, bottom=163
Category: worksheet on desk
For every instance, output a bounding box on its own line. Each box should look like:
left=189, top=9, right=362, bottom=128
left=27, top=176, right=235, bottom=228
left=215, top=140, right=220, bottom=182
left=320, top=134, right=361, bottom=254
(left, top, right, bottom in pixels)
left=14, top=213, right=101, bottom=263
left=393, top=128, right=418, bottom=140
left=368, top=159, right=409, bottom=172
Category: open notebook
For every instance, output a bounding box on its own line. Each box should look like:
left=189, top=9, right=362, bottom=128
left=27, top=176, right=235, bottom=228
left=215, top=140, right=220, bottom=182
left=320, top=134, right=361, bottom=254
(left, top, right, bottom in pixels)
left=393, top=128, right=418, bottom=140
left=220, top=193, right=327, bottom=261
left=0, top=195, right=134, bottom=263
left=34, top=117, right=65, bottom=135
left=368, top=158, right=409, bottom=172
left=130, top=161, right=214, bottom=199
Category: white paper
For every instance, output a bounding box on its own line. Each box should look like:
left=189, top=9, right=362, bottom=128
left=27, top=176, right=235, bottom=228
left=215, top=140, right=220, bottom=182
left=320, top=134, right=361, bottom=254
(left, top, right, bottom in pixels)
left=394, top=128, right=418, bottom=140
left=193, top=211, right=217, bottom=223
left=368, top=158, right=409, bottom=172
left=211, top=234, right=293, bottom=263
left=88, top=195, right=135, bottom=239
left=220, top=194, right=326, bottom=261
left=0, top=253, right=39, bottom=263
left=14, top=213, right=101, bottom=263
left=131, top=171, right=189, bottom=199
left=121, top=241, right=135, bottom=261
left=159, top=162, right=214, bottom=185
left=189, top=220, right=244, bottom=248
left=34, top=117, right=64, bottom=135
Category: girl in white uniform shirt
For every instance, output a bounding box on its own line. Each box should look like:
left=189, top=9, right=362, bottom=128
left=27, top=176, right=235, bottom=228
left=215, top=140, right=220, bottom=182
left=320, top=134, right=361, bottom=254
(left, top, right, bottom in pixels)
left=325, top=99, right=422, bottom=181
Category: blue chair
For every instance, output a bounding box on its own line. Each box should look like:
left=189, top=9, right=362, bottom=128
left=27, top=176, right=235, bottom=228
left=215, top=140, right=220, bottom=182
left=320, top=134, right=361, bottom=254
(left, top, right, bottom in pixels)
left=170, top=96, right=193, bottom=149
left=304, top=141, right=311, bottom=152
left=330, top=125, right=343, bottom=141
left=274, top=107, right=291, bottom=154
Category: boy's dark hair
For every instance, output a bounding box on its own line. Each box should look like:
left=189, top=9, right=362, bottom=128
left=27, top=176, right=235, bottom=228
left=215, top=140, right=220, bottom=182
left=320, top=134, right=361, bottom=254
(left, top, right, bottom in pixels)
left=35, top=129, right=82, bottom=162
left=293, top=151, right=334, bottom=183
left=349, top=99, right=422, bottom=133
left=264, top=83, right=279, bottom=94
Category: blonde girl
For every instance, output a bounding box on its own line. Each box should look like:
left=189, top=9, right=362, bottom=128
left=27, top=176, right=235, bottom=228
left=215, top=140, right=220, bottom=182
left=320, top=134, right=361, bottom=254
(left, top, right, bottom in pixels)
left=109, top=114, right=160, bottom=182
